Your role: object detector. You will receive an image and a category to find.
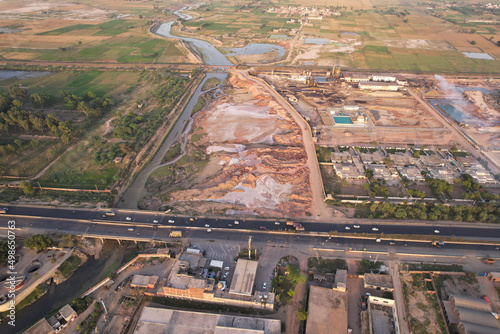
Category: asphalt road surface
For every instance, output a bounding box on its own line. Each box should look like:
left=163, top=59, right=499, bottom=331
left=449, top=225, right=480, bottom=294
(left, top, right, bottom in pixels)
left=2, top=205, right=500, bottom=241
left=1, top=214, right=500, bottom=259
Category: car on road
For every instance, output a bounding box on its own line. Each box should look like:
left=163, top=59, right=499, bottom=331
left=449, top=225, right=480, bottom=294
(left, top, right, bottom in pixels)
left=259, top=226, right=266, bottom=230
left=205, top=224, right=210, bottom=228
left=168, top=220, right=175, bottom=224
left=372, top=227, right=379, bottom=231
left=228, top=224, right=233, bottom=227
left=189, top=218, right=194, bottom=221
left=389, top=241, right=396, bottom=245
left=207, top=228, right=212, bottom=233
left=234, top=220, right=239, bottom=225
left=126, top=217, right=132, bottom=221
left=274, top=221, right=280, bottom=225
left=153, top=220, right=159, bottom=223
left=432, top=241, right=444, bottom=248
left=353, top=225, right=360, bottom=229
left=105, top=211, right=115, bottom=217
left=128, top=227, right=134, bottom=231
left=375, top=238, right=381, bottom=243
left=263, top=282, right=267, bottom=290
left=0, top=208, right=8, bottom=214
left=345, top=226, right=351, bottom=230
left=434, top=229, right=440, bottom=234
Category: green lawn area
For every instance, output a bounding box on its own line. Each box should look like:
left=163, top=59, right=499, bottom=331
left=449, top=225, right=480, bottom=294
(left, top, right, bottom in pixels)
left=58, top=255, right=82, bottom=278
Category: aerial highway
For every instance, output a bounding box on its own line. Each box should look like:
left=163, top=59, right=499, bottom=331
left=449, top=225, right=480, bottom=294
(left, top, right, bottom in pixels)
left=1, top=214, right=500, bottom=261
left=1, top=205, right=500, bottom=242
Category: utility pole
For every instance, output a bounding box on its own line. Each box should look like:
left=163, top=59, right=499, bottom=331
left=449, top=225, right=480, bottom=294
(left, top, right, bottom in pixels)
left=248, top=236, right=252, bottom=260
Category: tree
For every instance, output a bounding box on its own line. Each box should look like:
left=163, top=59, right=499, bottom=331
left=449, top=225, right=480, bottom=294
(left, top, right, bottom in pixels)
left=0, top=241, right=8, bottom=264
left=470, top=40, right=476, bottom=45
left=8, top=85, right=27, bottom=100
left=297, top=308, right=308, bottom=321
left=20, top=180, right=35, bottom=195
left=365, top=169, right=374, bottom=180
left=25, top=234, right=53, bottom=251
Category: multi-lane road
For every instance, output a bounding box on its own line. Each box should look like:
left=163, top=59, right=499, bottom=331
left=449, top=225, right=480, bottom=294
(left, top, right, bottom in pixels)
left=2, top=205, right=500, bottom=241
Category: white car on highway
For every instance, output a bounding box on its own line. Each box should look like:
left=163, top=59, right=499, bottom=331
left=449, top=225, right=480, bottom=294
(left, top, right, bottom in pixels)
left=168, top=220, right=175, bottom=224
left=372, top=227, right=379, bottom=231
left=205, top=224, right=210, bottom=228
left=434, top=230, right=440, bottom=234
left=126, top=217, right=132, bottom=221
left=353, top=225, right=360, bottom=229
left=345, top=226, right=351, bottom=230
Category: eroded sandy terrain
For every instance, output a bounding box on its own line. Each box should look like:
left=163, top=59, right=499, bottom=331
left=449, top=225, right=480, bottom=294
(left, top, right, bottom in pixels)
left=161, top=72, right=314, bottom=218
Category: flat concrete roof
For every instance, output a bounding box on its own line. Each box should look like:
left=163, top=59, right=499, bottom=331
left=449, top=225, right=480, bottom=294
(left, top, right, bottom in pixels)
left=306, top=286, right=347, bottom=334
left=131, top=275, right=159, bottom=288
left=59, top=304, right=76, bottom=320
left=364, top=274, right=394, bottom=289
left=24, top=318, right=55, bottom=334
left=133, top=307, right=280, bottom=334
left=179, top=252, right=206, bottom=269
left=229, top=259, right=258, bottom=296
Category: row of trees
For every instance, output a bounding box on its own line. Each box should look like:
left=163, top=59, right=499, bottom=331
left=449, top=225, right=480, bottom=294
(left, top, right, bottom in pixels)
left=355, top=202, right=499, bottom=223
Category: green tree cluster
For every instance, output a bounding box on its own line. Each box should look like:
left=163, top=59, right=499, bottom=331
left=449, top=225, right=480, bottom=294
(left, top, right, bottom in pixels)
left=358, top=202, right=499, bottom=223
left=297, top=308, right=308, bottom=321
left=25, top=234, right=53, bottom=251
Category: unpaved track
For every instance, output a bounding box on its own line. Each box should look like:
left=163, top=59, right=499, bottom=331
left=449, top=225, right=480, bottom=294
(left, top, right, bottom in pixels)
left=239, top=70, right=337, bottom=221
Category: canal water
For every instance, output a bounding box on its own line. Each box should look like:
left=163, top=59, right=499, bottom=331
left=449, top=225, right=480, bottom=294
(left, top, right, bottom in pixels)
left=0, top=245, right=121, bottom=334
left=156, top=21, right=232, bottom=66
left=118, top=72, right=228, bottom=209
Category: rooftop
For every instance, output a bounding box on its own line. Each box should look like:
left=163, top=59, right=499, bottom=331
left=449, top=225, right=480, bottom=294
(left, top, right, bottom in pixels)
left=134, top=307, right=281, bottom=334
left=24, top=318, right=55, bottom=334
left=230, top=259, right=259, bottom=296
left=364, top=274, right=394, bottom=290
left=131, top=275, right=160, bottom=288
left=179, top=252, right=206, bottom=269
left=59, top=304, right=77, bottom=320
left=306, top=286, right=347, bottom=334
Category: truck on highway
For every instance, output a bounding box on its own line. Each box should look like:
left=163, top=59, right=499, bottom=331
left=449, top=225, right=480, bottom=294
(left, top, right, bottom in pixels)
left=105, top=211, right=116, bottom=216
left=293, top=222, right=305, bottom=231
left=482, top=258, right=496, bottom=264
left=431, top=241, right=444, bottom=248
left=169, top=231, right=182, bottom=238
left=286, top=221, right=294, bottom=226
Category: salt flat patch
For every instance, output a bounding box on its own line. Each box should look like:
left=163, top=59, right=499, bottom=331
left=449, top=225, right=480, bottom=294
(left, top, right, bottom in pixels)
left=385, top=39, right=453, bottom=50
left=0, top=2, right=67, bottom=14
left=211, top=174, right=292, bottom=210
left=462, top=52, right=494, bottom=60
left=206, top=144, right=246, bottom=154
left=203, top=103, right=282, bottom=144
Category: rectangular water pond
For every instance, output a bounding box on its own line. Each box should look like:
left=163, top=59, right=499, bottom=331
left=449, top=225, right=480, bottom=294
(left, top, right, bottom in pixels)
left=334, top=116, right=353, bottom=124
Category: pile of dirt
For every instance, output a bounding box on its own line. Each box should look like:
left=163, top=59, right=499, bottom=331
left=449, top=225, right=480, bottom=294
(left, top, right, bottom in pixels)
left=158, top=72, right=313, bottom=218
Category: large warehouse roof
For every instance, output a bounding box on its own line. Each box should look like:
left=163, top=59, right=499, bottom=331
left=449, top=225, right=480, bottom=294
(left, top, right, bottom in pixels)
left=450, top=294, right=492, bottom=313
left=134, top=307, right=281, bottom=334
left=229, top=259, right=258, bottom=296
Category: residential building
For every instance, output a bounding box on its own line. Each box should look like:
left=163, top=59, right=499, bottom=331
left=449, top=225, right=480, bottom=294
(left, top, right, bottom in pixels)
left=364, top=274, right=394, bottom=292
left=397, top=166, right=425, bottom=182
left=331, top=151, right=353, bottom=163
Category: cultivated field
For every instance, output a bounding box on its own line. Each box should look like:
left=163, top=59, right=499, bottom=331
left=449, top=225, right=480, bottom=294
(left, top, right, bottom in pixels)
left=180, top=0, right=500, bottom=72
left=0, top=0, right=192, bottom=63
